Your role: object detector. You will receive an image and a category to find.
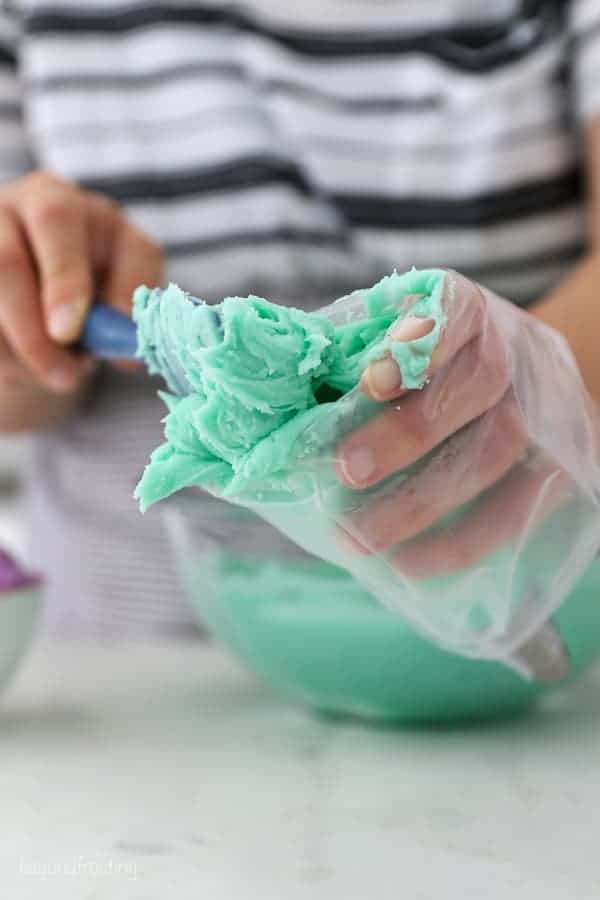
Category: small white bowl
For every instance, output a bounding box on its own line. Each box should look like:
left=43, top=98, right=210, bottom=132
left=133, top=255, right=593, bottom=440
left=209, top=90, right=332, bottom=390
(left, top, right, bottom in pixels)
left=0, top=584, right=40, bottom=694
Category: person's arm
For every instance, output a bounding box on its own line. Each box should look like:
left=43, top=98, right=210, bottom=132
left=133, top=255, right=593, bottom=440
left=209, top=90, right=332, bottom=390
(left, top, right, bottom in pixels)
left=530, top=118, right=600, bottom=403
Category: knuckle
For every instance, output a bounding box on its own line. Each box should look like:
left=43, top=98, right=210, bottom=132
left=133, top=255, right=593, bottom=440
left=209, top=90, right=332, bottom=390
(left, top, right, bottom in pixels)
left=24, top=169, right=64, bottom=194
left=29, top=194, right=72, bottom=229
left=90, top=191, right=119, bottom=214
left=391, top=402, right=428, bottom=451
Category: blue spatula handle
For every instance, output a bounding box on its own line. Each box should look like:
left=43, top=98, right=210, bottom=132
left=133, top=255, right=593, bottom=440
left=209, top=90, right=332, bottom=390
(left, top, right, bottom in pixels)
left=78, top=303, right=138, bottom=359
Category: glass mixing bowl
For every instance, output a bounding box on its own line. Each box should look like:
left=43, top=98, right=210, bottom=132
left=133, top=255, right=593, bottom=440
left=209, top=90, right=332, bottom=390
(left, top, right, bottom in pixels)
left=165, top=491, right=600, bottom=723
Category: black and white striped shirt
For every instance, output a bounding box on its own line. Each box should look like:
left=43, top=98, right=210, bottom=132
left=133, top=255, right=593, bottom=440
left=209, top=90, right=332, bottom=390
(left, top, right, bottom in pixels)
left=2, top=0, right=599, bottom=636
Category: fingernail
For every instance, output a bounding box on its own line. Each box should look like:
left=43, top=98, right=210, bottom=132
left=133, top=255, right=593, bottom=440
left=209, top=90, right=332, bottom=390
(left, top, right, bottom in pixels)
left=340, top=445, right=377, bottom=487
left=390, top=316, right=435, bottom=342
left=366, top=356, right=401, bottom=400
left=48, top=298, right=88, bottom=343
left=47, top=366, right=79, bottom=393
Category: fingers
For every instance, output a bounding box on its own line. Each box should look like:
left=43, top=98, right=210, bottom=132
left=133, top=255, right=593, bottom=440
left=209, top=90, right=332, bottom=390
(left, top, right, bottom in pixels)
left=361, top=271, right=487, bottom=403
left=96, top=215, right=162, bottom=371
left=0, top=206, right=91, bottom=392
left=19, top=174, right=94, bottom=344
left=344, top=393, right=528, bottom=553
left=0, top=170, right=162, bottom=393
left=391, top=454, right=571, bottom=578
left=99, top=217, right=163, bottom=315
left=361, top=316, right=436, bottom=400
left=336, top=323, right=510, bottom=489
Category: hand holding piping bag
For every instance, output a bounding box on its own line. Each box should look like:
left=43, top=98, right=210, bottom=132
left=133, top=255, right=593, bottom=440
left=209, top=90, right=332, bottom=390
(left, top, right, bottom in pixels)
left=335, top=270, right=600, bottom=578
left=131, top=268, right=600, bottom=658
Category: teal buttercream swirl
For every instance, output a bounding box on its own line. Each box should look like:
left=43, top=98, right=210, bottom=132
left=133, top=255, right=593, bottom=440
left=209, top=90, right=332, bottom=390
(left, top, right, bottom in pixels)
left=134, top=269, right=446, bottom=511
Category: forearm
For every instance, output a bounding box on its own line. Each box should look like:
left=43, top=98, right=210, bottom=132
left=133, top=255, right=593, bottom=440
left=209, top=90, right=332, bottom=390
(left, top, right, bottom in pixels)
left=529, top=253, right=600, bottom=403
left=0, top=376, right=84, bottom=433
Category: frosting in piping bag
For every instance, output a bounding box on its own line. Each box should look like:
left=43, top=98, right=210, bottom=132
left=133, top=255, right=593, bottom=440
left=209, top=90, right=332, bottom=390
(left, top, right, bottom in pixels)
left=134, top=269, right=446, bottom=511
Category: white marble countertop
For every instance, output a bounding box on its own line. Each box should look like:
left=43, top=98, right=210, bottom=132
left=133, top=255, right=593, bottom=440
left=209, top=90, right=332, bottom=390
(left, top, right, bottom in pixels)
left=1, top=639, right=600, bottom=899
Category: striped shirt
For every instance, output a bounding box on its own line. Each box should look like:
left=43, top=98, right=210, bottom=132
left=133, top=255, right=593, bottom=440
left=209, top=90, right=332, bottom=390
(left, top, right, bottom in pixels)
left=1, top=0, right=599, bottom=636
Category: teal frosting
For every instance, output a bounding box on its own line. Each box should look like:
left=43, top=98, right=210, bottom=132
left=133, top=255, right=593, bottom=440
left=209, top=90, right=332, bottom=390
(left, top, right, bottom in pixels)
left=134, top=269, right=446, bottom=511
left=182, top=546, right=600, bottom=722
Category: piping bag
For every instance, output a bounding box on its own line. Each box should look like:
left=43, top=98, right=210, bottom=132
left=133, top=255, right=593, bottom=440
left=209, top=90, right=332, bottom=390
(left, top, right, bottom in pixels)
left=78, top=301, right=218, bottom=394
left=76, top=294, right=574, bottom=684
